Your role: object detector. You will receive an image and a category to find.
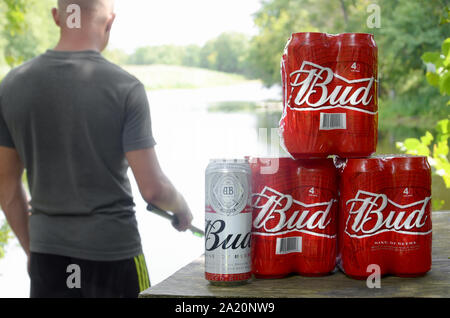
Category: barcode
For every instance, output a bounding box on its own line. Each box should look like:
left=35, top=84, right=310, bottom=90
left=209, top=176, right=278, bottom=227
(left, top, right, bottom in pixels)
left=320, top=113, right=347, bottom=130
left=276, top=237, right=302, bottom=254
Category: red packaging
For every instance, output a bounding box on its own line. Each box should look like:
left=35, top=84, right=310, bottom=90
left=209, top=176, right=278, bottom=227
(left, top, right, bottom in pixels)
left=338, top=155, right=432, bottom=279
left=280, top=32, right=378, bottom=158
left=250, top=157, right=338, bottom=278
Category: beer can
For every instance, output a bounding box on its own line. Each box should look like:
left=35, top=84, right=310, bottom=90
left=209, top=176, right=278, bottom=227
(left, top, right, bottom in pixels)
left=338, top=155, right=432, bottom=279
left=250, top=157, right=338, bottom=278
left=279, top=32, right=378, bottom=158
left=205, top=158, right=252, bottom=285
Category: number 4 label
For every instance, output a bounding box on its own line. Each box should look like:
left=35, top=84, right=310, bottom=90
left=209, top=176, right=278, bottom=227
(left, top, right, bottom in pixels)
left=351, top=62, right=360, bottom=72
left=403, top=188, right=411, bottom=196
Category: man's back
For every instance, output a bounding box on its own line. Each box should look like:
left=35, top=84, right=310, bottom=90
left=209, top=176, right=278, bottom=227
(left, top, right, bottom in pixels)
left=0, top=50, right=155, bottom=260
left=0, top=0, right=192, bottom=297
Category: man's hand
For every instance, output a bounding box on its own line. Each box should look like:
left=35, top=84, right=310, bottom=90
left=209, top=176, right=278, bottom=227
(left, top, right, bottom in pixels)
left=170, top=193, right=193, bottom=232
left=126, top=147, right=194, bottom=232
left=172, top=209, right=193, bottom=232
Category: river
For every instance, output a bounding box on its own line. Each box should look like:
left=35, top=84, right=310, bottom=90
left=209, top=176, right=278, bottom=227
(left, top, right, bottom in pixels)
left=0, top=81, right=448, bottom=297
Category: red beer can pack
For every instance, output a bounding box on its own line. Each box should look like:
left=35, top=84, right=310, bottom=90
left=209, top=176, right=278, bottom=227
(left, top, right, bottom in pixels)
left=250, top=157, right=338, bottom=278
left=337, top=155, right=432, bottom=279
left=280, top=32, right=378, bottom=158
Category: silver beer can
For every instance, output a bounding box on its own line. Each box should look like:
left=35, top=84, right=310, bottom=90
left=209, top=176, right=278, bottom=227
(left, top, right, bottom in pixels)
left=205, top=158, right=252, bottom=285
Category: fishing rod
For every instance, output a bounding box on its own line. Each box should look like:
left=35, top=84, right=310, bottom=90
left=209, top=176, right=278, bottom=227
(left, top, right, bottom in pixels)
left=146, top=203, right=204, bottom=238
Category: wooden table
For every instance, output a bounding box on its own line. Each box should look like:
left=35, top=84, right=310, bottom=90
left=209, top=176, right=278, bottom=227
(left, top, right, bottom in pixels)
left=140, top=211, right=450, bottom=298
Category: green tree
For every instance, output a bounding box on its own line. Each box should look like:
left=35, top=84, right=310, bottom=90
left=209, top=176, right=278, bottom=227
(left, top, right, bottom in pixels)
left=396, top=13, right=450, bottom=209
left=102, top=48, right=130, bottom=65
left=127, top=32, right=252, bottom=76
left=181, top=44, right=202, bottom=68
left=375, top=0, right=449, bottom=121
left=0, top=0, right=28, bottom=68
left=128, top=45, right=186, bottom=66
left=248, top=0, right=449, bottom=99
left=199, top=32, right=250, bottom=74
left=0, top=0, right=57, bottom=70
left=248, top=0, right=372, bottom=86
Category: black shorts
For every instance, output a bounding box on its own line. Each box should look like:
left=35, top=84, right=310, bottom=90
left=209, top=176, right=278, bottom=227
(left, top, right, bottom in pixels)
left=29, top=252, right=150, bottom=298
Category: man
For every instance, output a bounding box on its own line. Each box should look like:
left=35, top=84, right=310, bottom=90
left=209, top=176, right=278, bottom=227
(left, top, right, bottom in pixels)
left=0, top=0, right=193, bottom=298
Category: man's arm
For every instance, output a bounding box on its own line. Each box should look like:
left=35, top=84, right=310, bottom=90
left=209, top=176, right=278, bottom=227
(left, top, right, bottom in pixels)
left=0, top=146, right=30, bottom=257
left=126, top=147, right=193, bottom=232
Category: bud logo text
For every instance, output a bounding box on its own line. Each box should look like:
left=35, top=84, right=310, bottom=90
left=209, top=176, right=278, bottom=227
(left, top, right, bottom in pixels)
left=286, top=61, right=376, bottom=115
left=252, top=186, right=336, bottom=238
left=345, top=190, right=432, bottom=238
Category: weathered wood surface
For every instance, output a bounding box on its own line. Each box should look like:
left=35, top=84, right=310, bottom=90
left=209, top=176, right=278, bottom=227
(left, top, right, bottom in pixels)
left=140, top=211, right=450, bottom=298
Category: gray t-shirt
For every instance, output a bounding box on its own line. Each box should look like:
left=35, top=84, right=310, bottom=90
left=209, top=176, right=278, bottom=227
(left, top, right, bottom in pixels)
left=0, top=50, right=156, bottom=261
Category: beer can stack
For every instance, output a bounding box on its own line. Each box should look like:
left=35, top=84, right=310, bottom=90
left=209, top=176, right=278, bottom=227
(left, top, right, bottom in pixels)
left=205, top=32, right=432, bottom=285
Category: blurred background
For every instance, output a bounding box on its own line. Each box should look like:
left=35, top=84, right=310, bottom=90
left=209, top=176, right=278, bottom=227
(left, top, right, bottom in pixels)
left=0, top=0, right=449, bottom=297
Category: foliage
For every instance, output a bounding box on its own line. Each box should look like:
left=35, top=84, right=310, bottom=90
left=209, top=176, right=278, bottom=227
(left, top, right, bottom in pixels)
left=396, top=31, right=450, bottom=209
left=127, top=45, right=186, bottom=66
left=0, top=0, right=57, bottom=71
left=247, top=0, right=450, bottom=122
left=397, top=119, right=450, bottom=184
left=124, top=32, right=251, bottom=76
left=182, top=44, right=202, bottom=69
left=199, top=32, right=250, bottom=75
left=0, top=221, right=11, bottom=258
left=376, top=0, right=448, bottom=95
left=101, top=48, right=130, bottom=65
left=1, top=0, right=28, bottom=67
left=421, top=39, right=450, bottom=96
left=247, top=0, right=373, bottom=86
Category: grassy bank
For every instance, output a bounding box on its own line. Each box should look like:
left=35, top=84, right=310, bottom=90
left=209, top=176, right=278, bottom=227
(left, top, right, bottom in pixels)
left=122, top=64, right=252, bottom=90
left=2, top=64, right=252, bottom=90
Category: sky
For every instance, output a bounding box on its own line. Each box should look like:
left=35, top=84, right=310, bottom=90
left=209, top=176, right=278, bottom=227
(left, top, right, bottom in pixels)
left=109, top=0, right=262, bottom=53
